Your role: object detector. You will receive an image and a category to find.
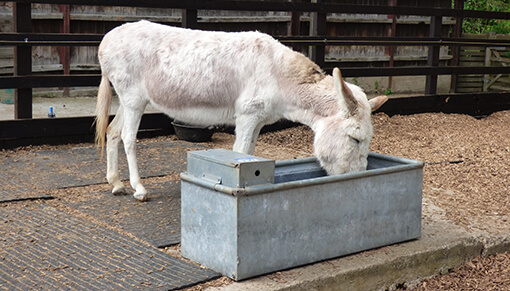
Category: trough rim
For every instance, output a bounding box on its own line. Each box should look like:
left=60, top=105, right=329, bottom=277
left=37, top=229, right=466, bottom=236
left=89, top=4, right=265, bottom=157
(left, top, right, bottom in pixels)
left=180, top=152, right=424, bottom=197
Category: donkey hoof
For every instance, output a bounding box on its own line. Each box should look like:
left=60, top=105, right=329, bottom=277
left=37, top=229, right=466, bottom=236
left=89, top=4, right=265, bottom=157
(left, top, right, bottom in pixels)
left=133, top=192, right=148, bottom=202
left=112, top=186, right=126, bottom=196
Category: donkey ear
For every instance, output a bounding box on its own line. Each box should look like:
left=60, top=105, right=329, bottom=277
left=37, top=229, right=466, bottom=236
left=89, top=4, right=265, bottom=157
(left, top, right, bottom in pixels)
left=333, top=68, right=358, bottom=115
left=368, top=95, right=388, bottom=112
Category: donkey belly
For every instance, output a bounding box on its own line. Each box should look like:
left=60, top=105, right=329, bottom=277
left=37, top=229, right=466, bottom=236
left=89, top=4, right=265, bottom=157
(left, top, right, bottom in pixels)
left=154, top=103, right=236, bottom=126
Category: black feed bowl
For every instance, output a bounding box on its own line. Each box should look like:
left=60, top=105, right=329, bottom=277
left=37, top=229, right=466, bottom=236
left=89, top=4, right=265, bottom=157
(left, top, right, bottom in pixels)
left=171, top=121, right=214, bottom=142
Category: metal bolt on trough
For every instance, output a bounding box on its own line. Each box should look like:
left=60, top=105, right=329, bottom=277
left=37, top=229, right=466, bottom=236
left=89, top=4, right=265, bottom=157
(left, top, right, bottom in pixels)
left=181, top=149, right=424, bottom=281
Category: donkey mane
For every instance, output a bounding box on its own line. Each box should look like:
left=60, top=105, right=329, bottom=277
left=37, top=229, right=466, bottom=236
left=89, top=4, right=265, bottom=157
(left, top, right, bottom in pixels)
left=285, top=52, right=326, bottom=85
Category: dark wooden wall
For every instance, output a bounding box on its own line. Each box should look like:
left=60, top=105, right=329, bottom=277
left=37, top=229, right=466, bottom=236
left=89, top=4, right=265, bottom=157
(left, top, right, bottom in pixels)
left=0, top=1, right=454, bottom=77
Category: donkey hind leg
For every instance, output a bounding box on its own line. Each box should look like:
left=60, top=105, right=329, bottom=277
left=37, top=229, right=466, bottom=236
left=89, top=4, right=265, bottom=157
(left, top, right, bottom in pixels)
left=106, top=106, right=126, bottom=195
left=122, top=104, right=148, bottom=202
left=233, top=115, right=265, bottom=155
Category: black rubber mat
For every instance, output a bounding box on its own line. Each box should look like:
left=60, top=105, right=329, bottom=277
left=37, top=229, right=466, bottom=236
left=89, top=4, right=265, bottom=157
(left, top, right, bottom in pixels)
left=0, top=140, right=206, bottom=202
left=68, top=179, right=182, bottom=248
left=0, top=173, right=52, bottom=202
left=0, top=204, right=220, bottom=290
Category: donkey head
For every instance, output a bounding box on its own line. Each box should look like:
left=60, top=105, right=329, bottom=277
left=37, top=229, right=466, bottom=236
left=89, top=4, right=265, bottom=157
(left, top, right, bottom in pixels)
left=314, top=68, right=387, bottom=175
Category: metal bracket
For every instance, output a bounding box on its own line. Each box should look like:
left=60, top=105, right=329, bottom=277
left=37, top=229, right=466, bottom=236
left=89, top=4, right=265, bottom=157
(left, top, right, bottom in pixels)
left=202, top=173, right=222, bottom=184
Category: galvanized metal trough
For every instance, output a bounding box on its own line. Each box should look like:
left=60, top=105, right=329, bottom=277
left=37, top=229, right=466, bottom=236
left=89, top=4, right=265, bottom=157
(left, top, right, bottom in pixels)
left=180, top=149, right=424, bottom=281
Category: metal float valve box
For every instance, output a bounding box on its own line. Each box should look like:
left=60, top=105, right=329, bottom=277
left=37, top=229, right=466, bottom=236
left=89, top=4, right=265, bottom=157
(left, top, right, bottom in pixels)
left=186, top=149, right=275, bottom=188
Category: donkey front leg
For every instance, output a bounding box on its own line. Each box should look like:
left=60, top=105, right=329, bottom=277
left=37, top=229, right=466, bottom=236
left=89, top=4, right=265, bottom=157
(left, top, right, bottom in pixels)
left=106, top=107, right=126, bottom=195
left=121, top=106, right=148, bottom=202
left=233, top=115, right=265, bottom=155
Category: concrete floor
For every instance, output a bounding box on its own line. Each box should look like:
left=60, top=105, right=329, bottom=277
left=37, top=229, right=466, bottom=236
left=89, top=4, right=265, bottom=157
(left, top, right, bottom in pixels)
left=0, top=96, right=161, bottom=120
left=0, top=89, right=414, bottom=121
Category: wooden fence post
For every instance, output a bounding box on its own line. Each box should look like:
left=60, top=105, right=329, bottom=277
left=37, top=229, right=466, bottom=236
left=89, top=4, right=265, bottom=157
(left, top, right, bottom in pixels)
left=59, top=4, right=71, bottom=97
left=182, top=9, right=198, bottom=29
left=425, top=15, right=442, bottom=95
left=289, top=0, right=302, bottom=53
left=13, top=2, right=33, bottom=119
left=309, top=0, right=326, bottom=68
left=450, top=0, right=464, bottom=93
left=290, top=8, right=301, bottom=36
left=387, top=0, right=398, bottom=90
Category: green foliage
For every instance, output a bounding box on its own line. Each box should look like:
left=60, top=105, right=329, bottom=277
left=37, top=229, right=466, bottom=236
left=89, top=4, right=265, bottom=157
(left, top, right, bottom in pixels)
left=374, top=81, right=380, bottom=94
left=373, top=81, right=394, bottom=95
left=461, top=0, right=510, bottom=34
left=384, top=88, right=394, bottom=95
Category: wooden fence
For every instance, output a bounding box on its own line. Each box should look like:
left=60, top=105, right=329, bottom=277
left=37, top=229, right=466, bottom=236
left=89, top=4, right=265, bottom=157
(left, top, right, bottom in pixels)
left=456, top=34, right=510, bottom=94
left=0, top=3, right=456, bottom=80
left=0, top=0, right=510, bottom=148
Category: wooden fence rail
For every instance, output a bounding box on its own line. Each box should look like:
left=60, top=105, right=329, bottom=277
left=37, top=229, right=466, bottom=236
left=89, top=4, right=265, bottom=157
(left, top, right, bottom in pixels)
left=1, top=0, right=510, bottom=147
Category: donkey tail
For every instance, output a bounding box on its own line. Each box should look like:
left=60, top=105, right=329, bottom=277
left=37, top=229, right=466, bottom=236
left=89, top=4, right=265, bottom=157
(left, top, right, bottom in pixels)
left=95, top=74, right=113, bottom=157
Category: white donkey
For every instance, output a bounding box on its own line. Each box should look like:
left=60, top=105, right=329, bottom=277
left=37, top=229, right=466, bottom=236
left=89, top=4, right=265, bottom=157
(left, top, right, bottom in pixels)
left=95, top=20, right=387, bottom=201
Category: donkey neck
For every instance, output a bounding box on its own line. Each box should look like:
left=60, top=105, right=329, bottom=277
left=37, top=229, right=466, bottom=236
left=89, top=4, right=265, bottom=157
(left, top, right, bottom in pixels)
left=281, top=76, right=343, bottom=131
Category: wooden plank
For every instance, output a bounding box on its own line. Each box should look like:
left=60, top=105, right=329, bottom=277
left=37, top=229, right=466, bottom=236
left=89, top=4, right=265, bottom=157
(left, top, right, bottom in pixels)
left=0, top=113, right=174, bottom=149
left=459, top=57, right=485, bottom=62
left=495, top=77, right=510, bottom=85
left=452, top=88, right=483, bottom=93
left=279, top=36, right=510, bottom=47
left=10, top=1, right=510, bottom=20
left=425, top=14, right=442, bottom=95
left=457, top=83, right=483, bottom=89
left=488, top=85, right=510, bottom=91
left=490, top=57, right=510, bottom=64
left=381, top=92, right=510, bottom=117
left=13, top=2, right=33, bottom=119
left=309, top=0, right=326, bottom=68
left=2, top=33, right=509, bottom=48
left=0, top=33, right=102, bottom=46
left=457, top=74, right=484, bottom=78
left=59, top=4, right=71, bottom=97
left=327, top=66, right=510, bottom=77
left=1, top=67, right=509, bottom=90
left=460, top=52, right=485, bottom=57
left=461, top=46, right=486, bottom=50
left=0, top=75, right=101, bottom=89
left=457, top=77, right=483, bottom=82
left=459, top=61, right=486, bottom=66
left=27, top=13, right=457, bottom=25
left=0, top=47, right=13, bottom=59
left=181, top=9, right=197, bottom=29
